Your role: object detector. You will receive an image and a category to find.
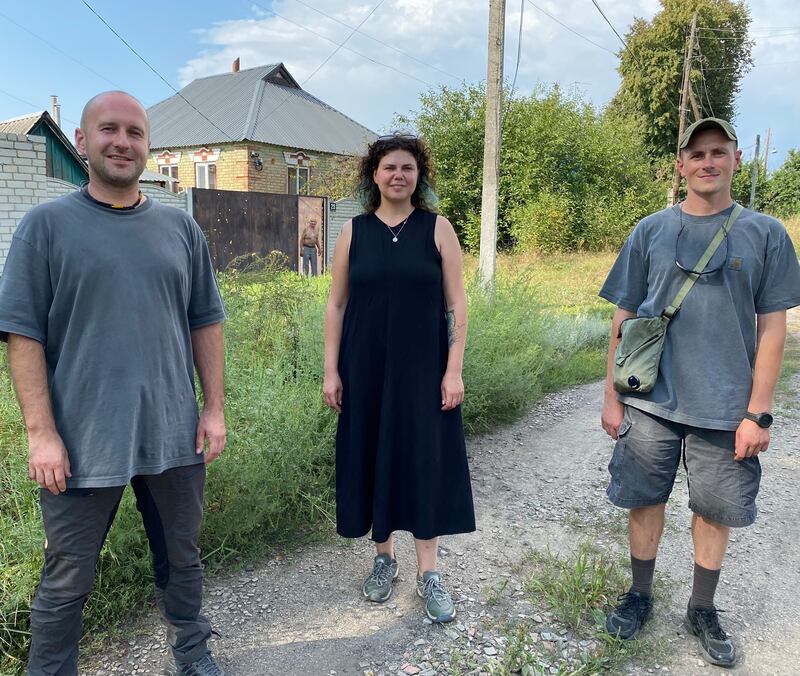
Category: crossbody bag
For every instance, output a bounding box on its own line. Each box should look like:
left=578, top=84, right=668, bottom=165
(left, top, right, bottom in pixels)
left=612, top=203, right=744, bottom=394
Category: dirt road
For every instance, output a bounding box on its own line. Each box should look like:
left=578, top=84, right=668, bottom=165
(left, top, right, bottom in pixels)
left=84, top=374, right=800, bottom=675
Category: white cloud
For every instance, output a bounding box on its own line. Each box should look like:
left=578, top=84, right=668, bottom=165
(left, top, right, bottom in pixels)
left=176, top=0, right=799, bottom=161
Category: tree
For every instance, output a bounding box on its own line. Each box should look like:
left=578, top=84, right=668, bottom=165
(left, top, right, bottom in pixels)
left=764, top=150, right=800, bottom=218
left=397, top=83, right=665, bottom=252
left=613, top=0, right=753, bottom=158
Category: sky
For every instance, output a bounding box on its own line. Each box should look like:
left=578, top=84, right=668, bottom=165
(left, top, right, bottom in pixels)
left=0, top=0, right=797, bottom=169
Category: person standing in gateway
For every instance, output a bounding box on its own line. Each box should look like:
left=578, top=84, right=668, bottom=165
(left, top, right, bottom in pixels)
left=323, top=133, right=475, bottom=623
left=0, top=91, right=228, bottom=676
left=599, top=118, right=800, bottom=666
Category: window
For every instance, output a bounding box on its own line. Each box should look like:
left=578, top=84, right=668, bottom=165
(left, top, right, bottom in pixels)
left=288, top=166, right=309, bottom=195
left=196, top=163, right=217, bottom=189
left=159, top=165, right=179, bottom=193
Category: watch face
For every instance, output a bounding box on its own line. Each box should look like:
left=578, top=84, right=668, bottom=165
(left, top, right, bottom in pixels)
left=760, top=413, right=774, bottom=428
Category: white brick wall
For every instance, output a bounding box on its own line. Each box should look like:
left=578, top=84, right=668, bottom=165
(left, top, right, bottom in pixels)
left=327, top=197, right=361, bottom=266
left=0, top=131, right=190, bottom=276
left=0, top=132, right=47, bottom=276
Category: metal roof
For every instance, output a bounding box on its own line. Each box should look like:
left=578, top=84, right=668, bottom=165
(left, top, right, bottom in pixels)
left=139, top=168, right=177, bottom=183
left=0, top=111, right=45, bottom=135
left=147, top=63, right=377, bottom=155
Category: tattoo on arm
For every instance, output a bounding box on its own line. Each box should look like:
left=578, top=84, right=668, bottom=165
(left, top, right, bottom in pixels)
left=446, top=309, right=456, bottom=348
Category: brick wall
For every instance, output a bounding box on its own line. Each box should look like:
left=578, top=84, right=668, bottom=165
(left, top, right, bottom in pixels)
left=0, top=132, right=47, bottom=275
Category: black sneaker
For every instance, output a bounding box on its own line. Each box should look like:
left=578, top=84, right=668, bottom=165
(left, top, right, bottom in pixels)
left=163, top=651, right=225, bottom=676
left=684, top=605, right=737, bottom=667
left=605, top=589, right=654, bottom=639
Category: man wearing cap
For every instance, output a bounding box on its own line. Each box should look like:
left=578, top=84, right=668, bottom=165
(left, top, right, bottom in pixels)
left=598, top=118, right=800, bottom=666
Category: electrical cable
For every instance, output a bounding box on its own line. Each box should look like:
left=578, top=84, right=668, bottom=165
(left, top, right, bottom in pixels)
left=505, top=0, right=525, bottom=117
left=81, top=0, right=237, bottom=142
left=525, top=0, right=616, bottom=56
left=287, top=0, right=461, bottom=81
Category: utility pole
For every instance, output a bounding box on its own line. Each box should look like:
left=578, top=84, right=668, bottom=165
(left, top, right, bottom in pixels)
left=479, top=0, right=506, bottom=291
left=750, top=134, right=761, bottom=208
left=763, top=127, right=772, bottom=175
left=671, top=12, right=698, bottom=206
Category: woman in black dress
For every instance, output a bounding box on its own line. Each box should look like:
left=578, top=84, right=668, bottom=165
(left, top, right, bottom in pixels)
left=323, top=134, right=475, bottom=623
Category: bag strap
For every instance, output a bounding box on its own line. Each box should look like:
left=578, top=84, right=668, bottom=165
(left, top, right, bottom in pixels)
left=662, top=203, right=744, bottom=320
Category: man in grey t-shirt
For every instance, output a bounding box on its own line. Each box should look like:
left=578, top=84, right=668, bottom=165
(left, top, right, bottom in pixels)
left=0, top=92, right=227, bottom=676
left=599, top=118, right=800, bottom=666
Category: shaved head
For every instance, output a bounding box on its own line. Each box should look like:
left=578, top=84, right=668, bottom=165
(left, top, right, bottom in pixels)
left=80, top=91, right=149, bottom=135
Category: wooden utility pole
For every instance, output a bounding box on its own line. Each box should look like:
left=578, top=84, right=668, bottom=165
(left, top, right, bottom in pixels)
left=750, top=134, right=761, bottom=208
left=479, top=0, right=506, bottom=291
left=763, top=127, right=772, bottom=175
left=671, top=12, right=698, bottom=205
left=687, top=84, right=701, bottom=121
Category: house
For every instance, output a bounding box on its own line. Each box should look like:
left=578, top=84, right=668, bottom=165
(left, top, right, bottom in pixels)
left=146, top=61, right=376, bottom=195
left=0, top=110, right=88, bottom=186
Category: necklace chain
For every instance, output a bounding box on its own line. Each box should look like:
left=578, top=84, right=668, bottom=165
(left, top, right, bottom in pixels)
left=384, top=211, right=413, bottom=242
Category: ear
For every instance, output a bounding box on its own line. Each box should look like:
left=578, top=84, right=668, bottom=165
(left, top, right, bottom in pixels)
left=676, top=153, right=687, bottom=178
left=75, top=128, right=86, bottom=156
left=733, top=148, right=743, bottom=171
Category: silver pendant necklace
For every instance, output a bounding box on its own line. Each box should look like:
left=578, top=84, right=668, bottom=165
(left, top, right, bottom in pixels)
left=385, top=212, right=412, bottom=242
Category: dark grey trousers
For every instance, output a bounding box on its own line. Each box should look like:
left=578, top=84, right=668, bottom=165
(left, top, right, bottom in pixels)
left=302, top=245, right=318, bottom=276
left=27, top=463, right=211, bottom=676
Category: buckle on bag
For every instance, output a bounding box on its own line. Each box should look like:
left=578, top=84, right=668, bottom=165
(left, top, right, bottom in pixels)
left=627, top=375, right=641, bottom=390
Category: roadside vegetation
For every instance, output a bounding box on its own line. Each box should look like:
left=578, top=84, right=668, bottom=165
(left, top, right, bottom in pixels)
left=0, top=252, right=612, bottom=673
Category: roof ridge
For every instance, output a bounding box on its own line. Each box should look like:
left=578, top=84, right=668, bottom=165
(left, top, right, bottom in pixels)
left=182, top=63, right=280, bottom=87
left=0, top=110, right=45, bottom=126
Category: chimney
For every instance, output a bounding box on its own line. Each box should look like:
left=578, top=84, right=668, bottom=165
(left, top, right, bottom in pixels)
left=50, top=94, right=61, bottom=128
left=232, top=58, right=240, bottom=73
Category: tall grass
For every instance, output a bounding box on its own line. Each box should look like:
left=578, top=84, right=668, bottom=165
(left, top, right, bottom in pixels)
left=0, top=256, right=612, bottom=673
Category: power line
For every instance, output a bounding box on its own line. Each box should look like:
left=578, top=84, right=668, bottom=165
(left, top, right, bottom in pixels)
left=247, top=0, right=434, bottom=87
left=702, top=60, right=800, bottom=70
left=507, top=0, right=525, bottom=111
left=588, top=0, right=628, bottom=51
left=0, top=87, right=80, bottom=127
left=0, top=10, right=123, bottom=89
left=256, top=0, right=390, bottom=124
left=693, top=36, right=715, bottom=118
left=81, top=0, right=237, bottom=142
left=286, top=0, right=461, bottom=81
left=525, top=0, right=616, bottom=56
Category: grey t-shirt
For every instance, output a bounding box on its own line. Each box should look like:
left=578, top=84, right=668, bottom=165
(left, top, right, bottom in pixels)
left=0, top=191, right=227, bottom=487
left=600, top=204, right=800, bottom=430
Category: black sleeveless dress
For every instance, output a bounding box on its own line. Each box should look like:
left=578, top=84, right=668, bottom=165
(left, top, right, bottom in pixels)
left=335, top=209, right=476, bottom=543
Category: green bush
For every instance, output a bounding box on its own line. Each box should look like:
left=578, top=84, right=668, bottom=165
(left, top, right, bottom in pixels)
left=509, top=189, right=575, bottom=253
left=0, top=264, right=609, bottom=673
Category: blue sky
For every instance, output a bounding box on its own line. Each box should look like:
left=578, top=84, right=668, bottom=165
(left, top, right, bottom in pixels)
left=1, top=1, right=797, bottom=169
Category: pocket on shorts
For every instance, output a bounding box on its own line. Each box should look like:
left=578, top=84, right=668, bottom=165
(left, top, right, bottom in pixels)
left=608, top=409, right=632, bottom=475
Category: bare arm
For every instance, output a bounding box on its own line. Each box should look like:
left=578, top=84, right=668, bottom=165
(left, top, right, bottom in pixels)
left=191, top=322, right=226, bottom=464
left=436, top=215, right=468, bottom=411
left=323, top=221, right=352, bottom=413
left=735, top=310, right=787, bottom=460
left=601, top=307, right=636, bottom=439
left=7, top=334, right=71, bottom=494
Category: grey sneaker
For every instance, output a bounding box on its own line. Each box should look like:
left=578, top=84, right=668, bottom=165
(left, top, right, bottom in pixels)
left=362, top=553, right=399, bottom=602
left=163, top=651, right=225, bottom=676
left=416, top=571, right=456, bottom=623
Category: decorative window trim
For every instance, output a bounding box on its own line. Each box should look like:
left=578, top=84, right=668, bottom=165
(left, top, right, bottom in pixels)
left=283, top=151, right=317, bottom=167
left=154, top=150, right=181, bottom=166
left=192, top=147, right=221, bottom=163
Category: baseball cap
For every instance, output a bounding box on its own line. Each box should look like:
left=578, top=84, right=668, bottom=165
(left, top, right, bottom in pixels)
left=679, top=117, right=738, bottom=149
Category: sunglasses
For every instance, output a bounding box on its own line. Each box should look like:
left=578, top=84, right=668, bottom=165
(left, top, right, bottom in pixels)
left=375, top=133, right=418, bottom=142
left=674, top=206, right=735, bottom=276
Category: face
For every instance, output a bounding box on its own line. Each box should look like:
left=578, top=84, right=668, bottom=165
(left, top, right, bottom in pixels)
left=75, top=93, right=150, bottom=190
left=373, top=149, right=419, bottom=203
left=677, top=128, right=742, bottom=199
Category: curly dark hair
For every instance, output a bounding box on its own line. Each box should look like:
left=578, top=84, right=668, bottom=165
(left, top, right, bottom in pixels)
left=356, top=133, right=438, bottom=213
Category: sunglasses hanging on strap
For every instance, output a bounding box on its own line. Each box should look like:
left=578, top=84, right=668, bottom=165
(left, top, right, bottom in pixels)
left=613, top=203, right=744, bottom=394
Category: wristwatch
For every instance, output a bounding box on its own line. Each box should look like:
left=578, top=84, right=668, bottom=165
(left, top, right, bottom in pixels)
left=744, top=411, right=774, bottom=428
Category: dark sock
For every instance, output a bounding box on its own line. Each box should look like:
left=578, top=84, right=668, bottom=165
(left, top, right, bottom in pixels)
left=630, top=555, right=656, bottom=597
left=689, top=563, right=721, bottom=609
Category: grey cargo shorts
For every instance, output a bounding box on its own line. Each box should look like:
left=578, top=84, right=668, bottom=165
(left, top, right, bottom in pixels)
left=606, top=405, right=761, bottom=527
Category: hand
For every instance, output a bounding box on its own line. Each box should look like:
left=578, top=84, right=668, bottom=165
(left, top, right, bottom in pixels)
left=601, top=395, right=625, bottom=439
left=735, top=418, right=770, bottom=461
left=28, top=430, right=71, bottom=495
left=323, top=371, right=343, bottom=413
left=441, top=372, right=464, bottom=411
left=196, top=408, right=227, bottom=465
